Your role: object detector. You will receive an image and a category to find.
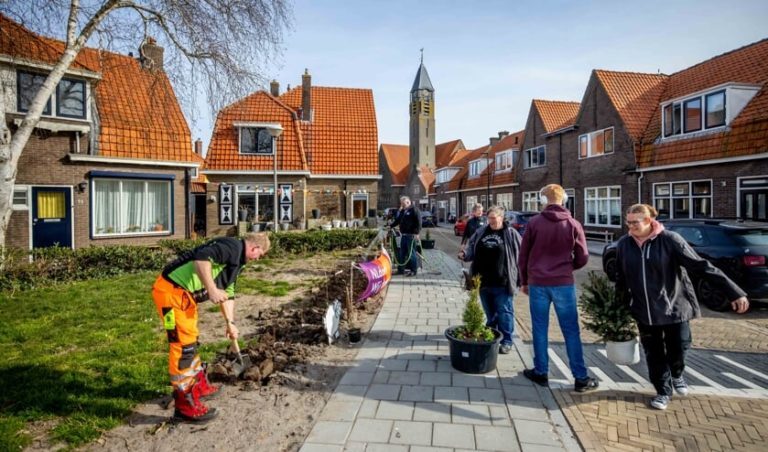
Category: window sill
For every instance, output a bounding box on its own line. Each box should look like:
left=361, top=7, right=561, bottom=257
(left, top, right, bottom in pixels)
left=660, top=125, right=728, bottom=143
left=584, top=223, right=622, bottom=228
left=578, top=152, right=615, bottom=160
left=94, top=231, right=171, bottom=238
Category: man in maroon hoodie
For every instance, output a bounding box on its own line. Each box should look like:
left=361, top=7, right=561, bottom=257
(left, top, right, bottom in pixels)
left=518, top=184, right=598, bottom=392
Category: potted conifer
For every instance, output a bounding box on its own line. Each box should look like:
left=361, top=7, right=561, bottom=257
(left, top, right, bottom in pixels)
left=445, top=275, right=501, bottom=373
left=578, top=271, right=639, bottom=365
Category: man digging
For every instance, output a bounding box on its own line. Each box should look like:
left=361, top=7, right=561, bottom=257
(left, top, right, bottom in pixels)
left=151, top=233, right=271, bottom=422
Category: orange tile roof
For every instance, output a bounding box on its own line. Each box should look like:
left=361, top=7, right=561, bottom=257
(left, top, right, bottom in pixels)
left=638, top=39, right=768, bottom=168
left=204, top=91, right=307, bottom=171
left=594, top=70, right=668, bottom=140
left=1, top=15, right=195, bottom=163
left=445, top=145, right=491, bottom=192
left=417, top=164, right=435, bottom=192
left=380, top=144, right=409, bottom=185
left=280, top=86, right=378, bottom=175
left=490, top=130, right=524, bottom=153
left=532, top=100, right=580, bottom=133
left=435, top=139, right=465, bottom=167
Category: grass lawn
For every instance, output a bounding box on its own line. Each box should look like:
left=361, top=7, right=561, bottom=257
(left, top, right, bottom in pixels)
left=0, top=272, right=172, bottom=449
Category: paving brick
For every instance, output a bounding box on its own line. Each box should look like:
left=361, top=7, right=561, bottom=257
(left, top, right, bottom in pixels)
left=474, top=425, right=521, bottom=451
left=432, top=422, right=475, bottom=449
left=452, top=403, right=492, bottom=425
left=506, top=399, right=550, bottom=422
left=514, top=419, right=561, bottom=447
left=399, top=385, right=434, bottom=402
left=453, top=373, right=488, bottom=388
left=434, top=386, right=469, bottom=404
left=389, top=370, right=421, bottom=385
left=318, top=400, right=361, bottom=422
left=367, top=384, right=401, bottom=401
left=357, top=399, right=379, bottom=418
left=339, top=371, right=375, bottom=386
left=469, top=387, right=506, bottom=405
left=389, top=420, right=433, bottom=446
left=347, top=418, right=393, bottom=443
left=304, top=421, right=353, bottom=445
left=364, top=444, right=408, bottom=452
left=376, top=401, right=414, bottom=420
left=408, top=360, right=437, bottom=372
left=413, top=402, right=451, bottom=423
left=299, top=444, right=344, bottom=452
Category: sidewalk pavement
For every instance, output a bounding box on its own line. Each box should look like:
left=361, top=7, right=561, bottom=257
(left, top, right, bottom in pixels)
left=300, top=249, right=580, bottom=452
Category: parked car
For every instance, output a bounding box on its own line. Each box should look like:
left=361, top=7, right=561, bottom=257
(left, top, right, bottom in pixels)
left=447, top=213, right=457, bottom=224
left=602, top=219, right=768, bottom=311
left=454, top=214, right=470, bottom=236
left=383, top=207, right=399, bottom=222
left=421, top=211, right=437, bottom=227
left=504, top=210, right=538, bottom=237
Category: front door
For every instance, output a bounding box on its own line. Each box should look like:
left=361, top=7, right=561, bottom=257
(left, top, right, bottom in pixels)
left=32, top=187, right=72, bottom=248
left=741, top=190, right=768, bottom=221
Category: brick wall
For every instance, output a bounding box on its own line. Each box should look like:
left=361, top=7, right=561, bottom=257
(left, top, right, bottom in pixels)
left=8, top=130, right=191, bottom=249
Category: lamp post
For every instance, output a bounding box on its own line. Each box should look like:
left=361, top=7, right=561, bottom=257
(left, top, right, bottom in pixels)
left=483, top=150, right=491, bottom=208
left=268, top=126, right=284, bottom=231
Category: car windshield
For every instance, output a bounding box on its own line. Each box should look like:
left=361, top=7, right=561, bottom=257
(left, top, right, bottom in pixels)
left=519, top=213, right=537, bottom=222
left=730, top=229, right=768, bottom=246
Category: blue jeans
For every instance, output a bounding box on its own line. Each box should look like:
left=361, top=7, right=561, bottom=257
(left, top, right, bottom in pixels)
left=529, top=285, right=588, bottom=380
left=479, top=286, right=514, bottom=346
left=397, top=234, right=420, bottom=273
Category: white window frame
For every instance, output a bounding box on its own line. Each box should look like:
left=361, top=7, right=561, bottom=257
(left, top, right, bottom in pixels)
left=189, top=167, right=199, bottom=178
left=578, top=127, right=614, bottom=159
left=12, top=186, right=30, bottom=210
left=584, top=186, right=622, bottom=227
left=662, top=89, right=726, bottom=139
left=496, top=192, right=513, bottom=210
left=495, top=150, right=514, bottom=173
left=449, top=197, right=457, bottom=215
left=468, top=158, right=489, bottom=178
left=91, top=178, right=173, bottom=237
left=523, top=145, right=546, bottom=169
left=652, top=179, right=713, bottom=219
left=522, top=191, right=541, bottom=212
left=351, top=193, right=369, bottom=219
left=466, top=195, right=477, bottom=214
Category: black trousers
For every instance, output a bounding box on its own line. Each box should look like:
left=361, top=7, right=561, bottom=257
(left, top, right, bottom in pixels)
left=397, top=234, right=420, bottom=274
left=638, top=321, right=692, bottom=396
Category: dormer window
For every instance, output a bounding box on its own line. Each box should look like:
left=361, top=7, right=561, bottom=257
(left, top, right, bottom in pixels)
left=469, top=158, right=489, bottom=178
left=495, top=150, right=517, bottom=172
left=661, top=85, right=753, bottom=139
left=17, top=70, right=87, bottom=119
left=239, top=127, right=274, bottom=155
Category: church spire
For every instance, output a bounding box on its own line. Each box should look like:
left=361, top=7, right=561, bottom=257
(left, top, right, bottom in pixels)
left=411, top=53, right=434, bottom=93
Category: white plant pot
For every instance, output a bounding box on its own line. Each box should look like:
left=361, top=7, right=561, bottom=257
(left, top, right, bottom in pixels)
left=280, top=223, right=289, bottom=231
left=340, top=221, right=348, bottom=228
left=332, top=220, right=341, bottom=228
left=605, top=337, right=640, bottom=365
left=321, top=224, right=332, bottom=231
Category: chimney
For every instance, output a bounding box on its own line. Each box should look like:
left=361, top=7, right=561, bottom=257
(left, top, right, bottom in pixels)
left=270, top=80, right=280, bottom=97
left=140, top=37, right=164, bottom=71
left=301, top=69, right=312, bottom=121
left=498, top=130, right=510, bottom=139
left=489, top=136, right=500, bottom=146
left=194, top=138, right=203, bottom=155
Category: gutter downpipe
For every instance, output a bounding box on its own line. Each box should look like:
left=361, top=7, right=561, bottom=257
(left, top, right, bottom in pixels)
left=184, top=168, right=191, bottom=239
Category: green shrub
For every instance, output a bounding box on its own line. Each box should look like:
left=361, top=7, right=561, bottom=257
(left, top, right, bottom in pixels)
left=453, top=276, right=495, bottom=342
left=578, top=271, right=637, bottom=342
left=267, top=229, right=377, bottom=257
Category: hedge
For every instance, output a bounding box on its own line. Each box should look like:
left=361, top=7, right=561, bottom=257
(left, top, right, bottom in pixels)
left=0, top=229, right=379, bottom=292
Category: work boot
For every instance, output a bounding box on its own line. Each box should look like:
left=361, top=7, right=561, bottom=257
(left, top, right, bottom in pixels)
left=195, top=364, right=221, bottom=399
left=173, top=385, right=218, bottom=423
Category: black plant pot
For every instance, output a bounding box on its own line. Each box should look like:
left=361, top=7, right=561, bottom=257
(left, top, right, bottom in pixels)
left=311, top=208, right=320, bottom=219
left=420, top=239, right=435, bottom=250
left=348, top=327, right=362, bottom=343
left=238, top=210, right=248, bottom=222
left=444, top=326, right=501, bottom=374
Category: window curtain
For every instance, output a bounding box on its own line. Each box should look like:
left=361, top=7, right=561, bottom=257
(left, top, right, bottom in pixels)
left=94, top=180, right=119, bottom=233
left=146, top=181, right=169, bottom=230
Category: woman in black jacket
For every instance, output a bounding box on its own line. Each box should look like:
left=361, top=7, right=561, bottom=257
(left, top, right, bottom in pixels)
left=615, top=204, right=749, bottom=410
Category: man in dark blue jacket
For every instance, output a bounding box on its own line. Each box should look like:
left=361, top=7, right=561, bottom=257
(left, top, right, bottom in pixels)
left=390, top=196, right=421, bottom=276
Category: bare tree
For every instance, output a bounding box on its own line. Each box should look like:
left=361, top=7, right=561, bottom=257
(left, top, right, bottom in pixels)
left=0, top=0, right=292, bottom=252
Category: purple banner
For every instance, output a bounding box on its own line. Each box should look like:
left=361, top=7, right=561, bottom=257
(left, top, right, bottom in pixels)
left=357, top=248, right=392, bottom=301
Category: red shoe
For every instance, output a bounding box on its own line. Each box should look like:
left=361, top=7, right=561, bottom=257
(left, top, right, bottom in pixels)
left=195, top=366, right=221, bottom=399
left=173, top=385, right=218, bottom=423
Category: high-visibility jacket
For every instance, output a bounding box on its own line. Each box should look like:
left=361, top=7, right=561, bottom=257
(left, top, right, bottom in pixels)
left=162, top=237, right=246, bottom=299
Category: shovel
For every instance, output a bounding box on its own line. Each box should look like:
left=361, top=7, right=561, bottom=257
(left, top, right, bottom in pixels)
left=229, top=338, right=252, bottom=378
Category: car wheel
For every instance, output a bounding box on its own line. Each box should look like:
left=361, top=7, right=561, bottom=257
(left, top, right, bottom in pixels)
left=603, top=256, right=617, bottom=282
left=696, top=278, right=731, bottom=312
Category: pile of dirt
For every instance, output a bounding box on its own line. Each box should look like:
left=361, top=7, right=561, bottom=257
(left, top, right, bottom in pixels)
left=208, top=261, right=377, bottom=385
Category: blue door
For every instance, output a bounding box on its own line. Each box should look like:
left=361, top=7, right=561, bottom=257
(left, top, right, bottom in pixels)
left=32, top=187, right=72, bottom=248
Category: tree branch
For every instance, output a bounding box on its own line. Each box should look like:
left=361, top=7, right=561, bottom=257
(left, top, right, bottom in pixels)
left=65, top=0, right=79, bottom=46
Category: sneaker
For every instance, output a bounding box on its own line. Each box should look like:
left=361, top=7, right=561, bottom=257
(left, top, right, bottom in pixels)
left=650, top=394, right=670, bottom=410
left=574, top=377, right=599, bottom=393
left=672, top=376, right=689, bottom=396
left=406, top=271, right=417, bottom=277
left=499, top=344, right=512, bottom=354
left=523, top=369, right=549, bottom=387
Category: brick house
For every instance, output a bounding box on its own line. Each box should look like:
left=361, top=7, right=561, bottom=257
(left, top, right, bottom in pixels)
left=564, top=70, right=667, bottom=239
left=425, top=139, right=466, bottom=220
left=463, top=130, right=525, bottom=213
left=635, top=39, right=768, bottom=223
left=203, top=71, right=379, bottom=235
left=516, top=100, right=580, bottom=213
left=2, top=15, right=201, bottom=250
left=442, top=145, right=493, bottom=217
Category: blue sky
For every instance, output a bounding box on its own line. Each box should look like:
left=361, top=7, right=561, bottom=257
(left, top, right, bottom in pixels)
left=191, top=0, right=768, bottom=151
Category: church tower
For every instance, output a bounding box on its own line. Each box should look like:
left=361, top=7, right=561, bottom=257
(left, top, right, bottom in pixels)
left=409, top=57, right=435, bottom=170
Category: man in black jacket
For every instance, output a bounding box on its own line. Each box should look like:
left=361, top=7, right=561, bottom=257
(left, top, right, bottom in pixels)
left=390, top=196, right=421, bottom=276
left=461, top=203, right=487, bottom=248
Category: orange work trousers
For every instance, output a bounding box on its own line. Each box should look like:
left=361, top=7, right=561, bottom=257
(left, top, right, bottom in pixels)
left=152, top=275, right=202, bottom=392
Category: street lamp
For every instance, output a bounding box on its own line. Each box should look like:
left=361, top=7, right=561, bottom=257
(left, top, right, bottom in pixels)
left=268, top=126, right=284, bottom=231
left=483, top=150, right=492, bottom=208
